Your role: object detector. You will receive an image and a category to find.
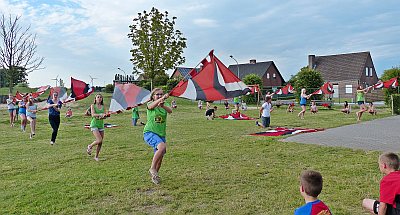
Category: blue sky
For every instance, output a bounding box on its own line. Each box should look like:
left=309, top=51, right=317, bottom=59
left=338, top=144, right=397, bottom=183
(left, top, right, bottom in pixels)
left=1, top=0, right=399, bottom=87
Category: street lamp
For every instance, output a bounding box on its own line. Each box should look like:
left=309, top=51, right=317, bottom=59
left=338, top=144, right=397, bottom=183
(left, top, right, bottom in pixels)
left=117, top=67, right=126, bottom=76
left=229, top=55, right=240, bottom=78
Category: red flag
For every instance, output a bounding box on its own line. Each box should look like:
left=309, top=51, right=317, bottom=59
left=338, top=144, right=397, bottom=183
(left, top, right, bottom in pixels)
left=66, top=77, right=94, bottom=102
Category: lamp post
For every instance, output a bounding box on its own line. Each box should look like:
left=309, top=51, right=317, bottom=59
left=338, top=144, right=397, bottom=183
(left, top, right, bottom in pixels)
left=117, top=67, right=126, bottom=76
left=229, top=55, right=240, bottom=79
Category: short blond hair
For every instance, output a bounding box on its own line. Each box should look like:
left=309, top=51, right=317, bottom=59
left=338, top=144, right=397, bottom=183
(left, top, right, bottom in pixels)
left=379, top=153, right=400, bottom=170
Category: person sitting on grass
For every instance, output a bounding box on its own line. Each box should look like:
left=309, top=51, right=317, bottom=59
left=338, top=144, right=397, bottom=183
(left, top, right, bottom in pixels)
left=341, top=101, right=350, bottom=114
left=287, top=102, right=295, bottom=113
left=65, top=108, right=73, bottom=118
left=294, top=170, right=331, bottom=215
left=368, top=102, right=377, bottom=115
left=256, top=96, right=273, bottom=128
left=310, top=101, right=318, bottom=114
left=205, top=106, right=217, bottom=120
left=362, top=152, right=400, bottom=215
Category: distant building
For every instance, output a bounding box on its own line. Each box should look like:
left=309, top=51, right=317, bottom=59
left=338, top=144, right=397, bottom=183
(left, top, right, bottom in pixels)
left=308, top=51, right=382, bottom=101
left=228, top=59, right=285, bottom=89
left=170, top=67, right=200, bottom=80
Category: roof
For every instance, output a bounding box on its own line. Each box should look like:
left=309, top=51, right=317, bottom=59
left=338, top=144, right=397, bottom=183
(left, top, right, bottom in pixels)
left=171, top=67, right=199, bottom=80
left=228, top=61, right=274, bottom=79
left=312, top=51, right=370, bottom=82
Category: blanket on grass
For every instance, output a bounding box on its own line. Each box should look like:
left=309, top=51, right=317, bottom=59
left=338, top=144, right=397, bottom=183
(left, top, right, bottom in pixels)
left=250, top=127, right=324, bottom=136
left=219, top=112, right=256, bottom=120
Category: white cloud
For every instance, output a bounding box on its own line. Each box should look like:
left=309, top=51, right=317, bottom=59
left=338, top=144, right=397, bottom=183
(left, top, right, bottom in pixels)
left=193, top=18, right=218, bottom=28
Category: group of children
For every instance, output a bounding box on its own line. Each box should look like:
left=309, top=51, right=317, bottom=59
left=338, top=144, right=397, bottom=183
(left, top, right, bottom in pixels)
left=7, top=94, right=39, bottom=139
left=295, top=152, right=400, bottom=215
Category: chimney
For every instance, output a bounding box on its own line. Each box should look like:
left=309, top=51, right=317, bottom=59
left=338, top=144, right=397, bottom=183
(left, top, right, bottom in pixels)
left=249, top=59, right=256, bottom=64
left=308, top=55, right=315, bottom=69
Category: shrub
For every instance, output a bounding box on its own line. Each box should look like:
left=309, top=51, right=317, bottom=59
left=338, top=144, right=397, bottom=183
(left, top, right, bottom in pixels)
left=392, top=94, right=400, bottom=114
left=104, top=84, right=114, bottom=93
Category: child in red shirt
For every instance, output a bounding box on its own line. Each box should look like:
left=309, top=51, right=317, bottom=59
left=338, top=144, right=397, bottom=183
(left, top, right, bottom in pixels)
left=362, top=152, right=400, bottom=214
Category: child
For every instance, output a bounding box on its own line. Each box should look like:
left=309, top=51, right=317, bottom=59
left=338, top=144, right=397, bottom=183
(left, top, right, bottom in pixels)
left=143, top=88, right=172, bottom=184
left=65, top=108, right=73, bottom=118
left=287, top=102, right=295, bottom=113
left=256, top=96, right=273, bottom=128
left=298, top=88, right=312, bottom=119
left=19, top=97, right=28, bottom=132
left=132, top=106, right=140, bottom=126
left=341, top=101, right=350, bottom=114
left=368, top=102, right=377, bottom=115
left=224, top=100, right=229, bottom=110
left=46, top=92, right=62, bottom=145
left=295, top=170, right=331, bottom=215
left=6, top=94, right=16, bottom=127
left=171, top=99, right=177, bottom=109
left=26, top=97, right=38, bottom=139
left=362, top=152, right=400, bottom=215
left=205, top=106, right=217, bottom=120
left=86, top=94, right=109, bottom=161
left=198, top=100, right=203, bottom=110
left=310, top=101, right=318, bottom=114
left=356, top=85, right=371, bottom=121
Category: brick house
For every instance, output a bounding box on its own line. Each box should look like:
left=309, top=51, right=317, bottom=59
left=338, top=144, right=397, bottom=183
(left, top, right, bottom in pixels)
left=170, top=67, right=200, bottom=80
left=308, top=51, right=383, bottom=102
left=228, top=59, right=285, bottom=89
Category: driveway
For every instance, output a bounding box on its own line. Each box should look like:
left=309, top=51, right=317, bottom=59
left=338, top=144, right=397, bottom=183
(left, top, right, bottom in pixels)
left=282, top=115, right=400, bottom=152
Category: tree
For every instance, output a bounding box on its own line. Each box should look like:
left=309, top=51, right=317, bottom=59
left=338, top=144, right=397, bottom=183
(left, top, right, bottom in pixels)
left=128, top=7, right=186, bottom=90
left=0, top=15, right=44, bottom=93
left=242, top=74, right=262, bottom=104
left=381, top=66, right=400, bottom=105
left=166, top=76, right=182, bottom=91
left=292, top=67, right=324, bottom=101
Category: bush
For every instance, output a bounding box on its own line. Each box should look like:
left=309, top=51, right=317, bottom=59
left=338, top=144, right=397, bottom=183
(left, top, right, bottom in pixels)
left=392, top=94, right=400, bottom=114
left=381, top=67, right=400, bottom=105
left=104, top=84, right=114, bottom=93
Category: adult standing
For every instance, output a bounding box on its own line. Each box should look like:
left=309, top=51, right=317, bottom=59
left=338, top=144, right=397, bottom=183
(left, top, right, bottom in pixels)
left=298, top=88, right=312, bottom=119
left=46, top=92, right=62, bottom=145
left=356, top=85, right=370, bottom=122
left=143, top=88, right=172, bottom=184
left=6, top=94, right=16, bottom=127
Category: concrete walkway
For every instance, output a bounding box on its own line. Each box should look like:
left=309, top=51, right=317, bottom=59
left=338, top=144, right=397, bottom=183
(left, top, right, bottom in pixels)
left=282, top=115, right=400, bottom=152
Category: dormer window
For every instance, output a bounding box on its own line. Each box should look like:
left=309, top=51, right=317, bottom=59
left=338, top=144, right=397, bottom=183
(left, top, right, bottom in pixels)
left=267, top=73, right=270, bottom=79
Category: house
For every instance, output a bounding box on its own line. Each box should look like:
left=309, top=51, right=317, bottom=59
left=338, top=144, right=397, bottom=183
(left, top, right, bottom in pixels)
left=170, top=67, right=200, bottom=80
left=227, top=59, right=285, bottom=89
left=308, top=51, right=382, bottom=102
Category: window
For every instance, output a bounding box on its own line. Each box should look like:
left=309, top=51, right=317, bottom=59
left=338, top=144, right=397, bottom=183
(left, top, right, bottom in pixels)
left=365, top=67, right=369, bottom=77
left=369, top=68, right=373, bottom=77
left=345, top=85, right=352, bottom=94
left=272, top=73, right=276, bottom=79
left=333, top=84, right=339, bottom=98
left=267, top=73, right=270, bottom=79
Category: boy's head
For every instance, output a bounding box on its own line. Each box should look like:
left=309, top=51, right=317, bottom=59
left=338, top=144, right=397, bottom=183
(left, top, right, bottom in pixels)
left=213, top=106, right=218, bottom=110
left=266, top=97, right=272, bottom=102
left=300, top=170, right=323, bottom=198
left=379, top=152, right=400, bottom=173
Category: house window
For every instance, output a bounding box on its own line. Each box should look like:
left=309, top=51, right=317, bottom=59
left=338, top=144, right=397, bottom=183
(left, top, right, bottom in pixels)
left=365, top=67, right=369, bottom=77
left=333, top=84, right=339, bottom=98
left=267, top=73, right=270, bottom=79
left=272, top=73, right=276, bottom=79
left=369, top=68, right=373, bottom=77
left=345, top=85, right=352, bottom=94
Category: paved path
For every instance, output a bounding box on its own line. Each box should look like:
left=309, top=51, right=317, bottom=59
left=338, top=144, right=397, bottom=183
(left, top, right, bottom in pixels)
left=282, top=115, right=400, bottom=152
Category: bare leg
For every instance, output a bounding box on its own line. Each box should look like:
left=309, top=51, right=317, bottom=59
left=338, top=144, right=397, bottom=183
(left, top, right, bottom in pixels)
left=88, top=130, right=103, bottom=159
left=151, top=142, right=166, bottom=172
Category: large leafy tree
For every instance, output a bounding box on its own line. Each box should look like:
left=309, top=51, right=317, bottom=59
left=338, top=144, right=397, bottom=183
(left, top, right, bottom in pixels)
left=0, top=15, right=44, bottom=93
left=242, top=74, right=263, bottom=104
left=291, top=67, right=324, bottom=100
left=381, top=66, right=400, bottom=105
left=128, top=7, right=186, bottom=90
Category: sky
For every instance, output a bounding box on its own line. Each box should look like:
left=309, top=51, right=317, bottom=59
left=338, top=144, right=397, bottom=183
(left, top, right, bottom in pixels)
left=1, top=0, right=400, bottom=88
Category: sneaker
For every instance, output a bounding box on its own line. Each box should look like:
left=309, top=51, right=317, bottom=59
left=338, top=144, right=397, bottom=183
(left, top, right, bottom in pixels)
left=86, top=145, right=92, bottom=155
left=255, top=121, right=259, bottom=126
left=149, top=168, right=158, bottom=177
left=151, top=175, right=160, bottom=185
left=50, top=141, right=54, bottom=145
left=29, top=133, right=33, bottom=139
left=94, top=157, right=99, bottom=161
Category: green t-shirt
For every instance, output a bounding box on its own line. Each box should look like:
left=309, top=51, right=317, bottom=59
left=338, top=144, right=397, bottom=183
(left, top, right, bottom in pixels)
left=132, top=107, right=139, bottom=119
left=233, top=97, right=240, bottom=103
left=90, top=105, right=104, bottom=129
left=356, top=91, right=365, bottom=102
left=143, top=102, right=168, bottom=137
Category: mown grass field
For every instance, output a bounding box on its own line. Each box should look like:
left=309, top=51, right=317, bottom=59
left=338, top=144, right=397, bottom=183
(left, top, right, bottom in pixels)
left=0, top=93, right=393, bottom=214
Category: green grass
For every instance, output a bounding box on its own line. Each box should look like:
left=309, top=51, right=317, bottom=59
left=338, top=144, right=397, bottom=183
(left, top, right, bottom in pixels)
left=0, top=94, right=393, bottom=214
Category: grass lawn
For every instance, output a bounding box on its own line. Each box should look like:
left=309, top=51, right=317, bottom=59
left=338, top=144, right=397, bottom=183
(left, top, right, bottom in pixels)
left=0, top=94, right=393, bottom=214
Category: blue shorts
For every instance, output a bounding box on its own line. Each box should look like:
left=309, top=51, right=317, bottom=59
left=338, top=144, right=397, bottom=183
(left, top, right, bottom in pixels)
left=144, top=132, right=166, bottom=153
left=357, top=101, right=365, bottom=105
left=8, top=109, right=14, bottom=113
